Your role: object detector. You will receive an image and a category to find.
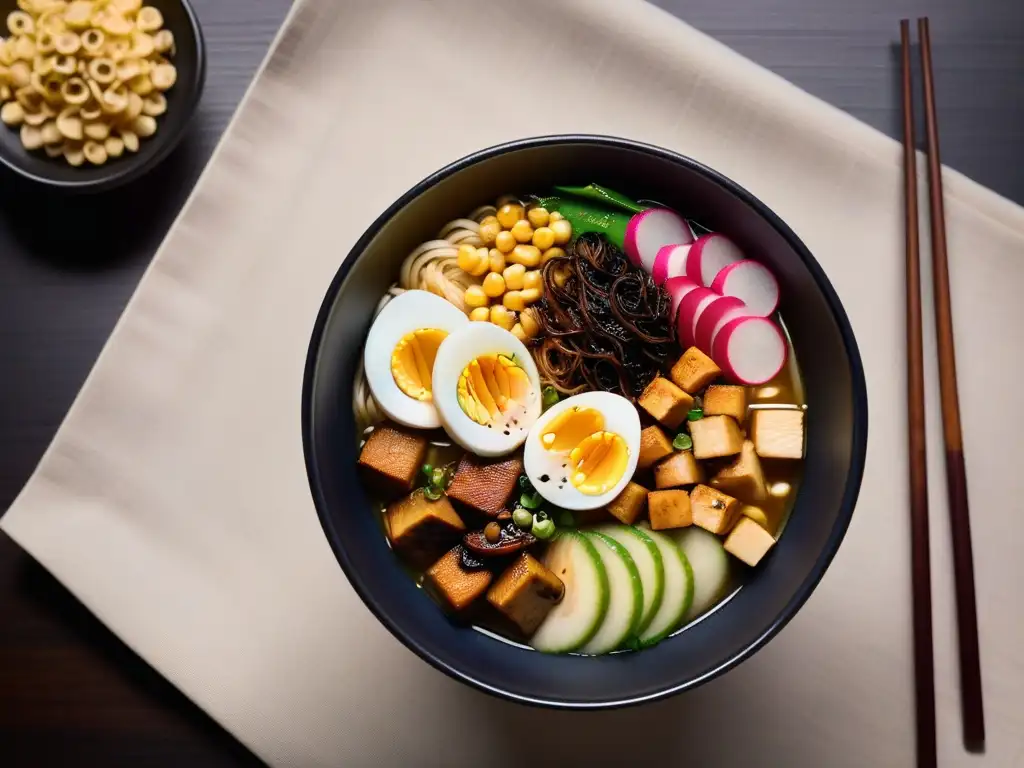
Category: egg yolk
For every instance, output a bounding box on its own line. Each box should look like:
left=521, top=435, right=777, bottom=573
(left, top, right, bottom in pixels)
left=567, top=431, right=629, bottom=495
left=456, top=353, right=531, bottom=426
left=540, top=407, right=605, bottom=452
left=391, top=328, right=448, bottom=401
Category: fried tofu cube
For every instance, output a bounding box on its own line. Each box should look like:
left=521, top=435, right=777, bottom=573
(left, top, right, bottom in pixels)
left=487, top=552, right=565, bottom=635
left=357, top=423, right=428, bottom=498
left=740, top=504, right=778, bottom=535
left=425, top=546, right=493, bottom=611
left=703, top=384, right=748, bottom=423
left=750, top=408, right=805, bottom=459
left=446, top=453, right=523, bottom=516
left=690, top=484, right=741, bottom=534
left=724, top=516, right=776, bottom=566
left=689, top=415, right=743, bottom=459
left=637, top=425, right=674, bottom=470
left=670, top=347, right=722, bottom=393
left=711, top=440, right=767, bottom=502
left=648, top=489, right=692, bottom=530
left=638, top=376, right=695, bottom=429
left=386, top=490, right=466, bottom=567
left=654, top=450, right=704, bottom=488
left=607, top=482, right=648, bottom=524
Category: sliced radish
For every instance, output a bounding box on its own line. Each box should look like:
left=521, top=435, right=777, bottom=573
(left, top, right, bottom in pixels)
left=664, top=277, right=700, bottom=320
left=711, top=316, right=787, bottom=385
left=624, top=209, right=693, bottom=273
left=694, top=296, right=749, bottom=354
left=677, top=287, right=717, bottom=349
left=685, top=234, right=745, bottom=287
left=710, top=260, right=780, bottom=317
left=651, top=244, right=691, bottom=286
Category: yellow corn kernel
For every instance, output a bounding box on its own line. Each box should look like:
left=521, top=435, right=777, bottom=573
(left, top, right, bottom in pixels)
left=502, top=263, right=526, bottom=290
left=541, top=246, right=567, bottom=264
left=478, top=216, right=501, bottom=246
left=489, top=304, right=515, bottom=331
left=550, top=219, right=572, bottom=246
left=523, top=269, right=542, bottom=291
left=532, top=226, right=555, bottom=251
left=510, top=244, right=541, bottom=267
left=511, top=323, right=527, bottom=342
left=495, top=230, right=516, bottom=254
left=549, top=211, right=565, bottom=222
left=502, top=291, right=526, bottom=312
left=482, top=272, right=505, bottom=298
left=510, top=219, right=533, bottom=243
left=520, top=307, right=541, bottom=337
left=520, top=288, right=542, bottom=304
left=487, top=248, right=505, bottom=273
left=527, top=207, right=549, bottom=228
left=496, top=202, right=525, bottom=229
left=457, top=243, right=482, bottom=274
left=469, top=307, right=490, bottom=322
left=464, top=286, right=488, bottom=308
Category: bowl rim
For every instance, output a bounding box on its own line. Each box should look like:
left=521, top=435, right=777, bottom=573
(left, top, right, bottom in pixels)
left=301, top=134, right=869, bottom=709
left=0, top=0, right=207, bottom=192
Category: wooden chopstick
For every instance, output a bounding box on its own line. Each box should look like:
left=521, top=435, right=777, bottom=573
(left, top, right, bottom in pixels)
left=917, top=16, right=986, bottom=752
left=900, top=20, right=937, bottom=768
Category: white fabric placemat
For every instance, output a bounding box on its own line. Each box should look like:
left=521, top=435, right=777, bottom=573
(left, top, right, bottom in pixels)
left=4, top=0, right=1024, bottom=765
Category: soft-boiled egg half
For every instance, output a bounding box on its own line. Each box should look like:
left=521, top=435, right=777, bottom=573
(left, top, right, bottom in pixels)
left=523, top=391, right=641, bottom=511
left=431, top=323, right=542, bottom=456
left=363, top=290, right=469, bottom=429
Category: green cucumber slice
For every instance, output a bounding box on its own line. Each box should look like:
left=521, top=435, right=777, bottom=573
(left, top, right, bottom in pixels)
left=531, top=531, right=609, bottom=654
left=670, top=527, right=733, bottom=620
left=591, top=524, right=664, bottom=636
left=579, top=531, right=644, bottom=654
left=636, top=524, right=693, bottom=647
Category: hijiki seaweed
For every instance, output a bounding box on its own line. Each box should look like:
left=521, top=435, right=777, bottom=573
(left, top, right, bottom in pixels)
left=534, top=233, right=676, bottom=399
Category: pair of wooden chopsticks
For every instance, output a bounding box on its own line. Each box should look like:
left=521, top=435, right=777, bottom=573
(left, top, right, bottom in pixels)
left=900, top=18, right=985, bottom=767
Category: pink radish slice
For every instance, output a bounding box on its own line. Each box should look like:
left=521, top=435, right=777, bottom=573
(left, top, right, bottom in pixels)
left=665, top=276, right=700, bottom=319
left=624, top=209, right=694, bottom=272
left=694, top=296, right=749, bottom=354
left=685, top=233, right=745, bottom=287
left=710, top=260, right=780, bottom=317
left=711, top=316, right=787, bottom=385
left=677, top=287, right=717, bottom=349
left=651, top=244, right=691, bottom=286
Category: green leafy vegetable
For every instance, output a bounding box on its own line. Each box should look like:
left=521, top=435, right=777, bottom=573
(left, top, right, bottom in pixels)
left=541, top=386, right=560, bottom=412
left=554, top=184, right=646, bottom=214
left=520, top=491, right=542, bottom=510
left=534, top=197, right=632, bottom=250
left=672, top=433, right=693, bottom=451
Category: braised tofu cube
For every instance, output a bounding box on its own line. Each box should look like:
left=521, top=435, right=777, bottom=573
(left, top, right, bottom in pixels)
left=670, top=347, right=722, bottom=393
left=425, top=546, right=493, bottom=611
left=607, top=482, right=648, bottom=525
left=357, top=423, right=428, bottom=498
left=690, top=484, right=741, bottom=534
left=446, top=453, right=523, bottom=516
left=711, top=440, right=767, bottom=502
left=689, top=415, right=743, bottom=459
left=751, top=408, right=805, bottom=459
left=724, top=516, right=777, bottom=566
left=386, top=490, right=466, bottom=567
left=703, top=384, right=748, bottom=423
left=648, top=489, right=692, bottom=530
left=638, top=376, right=695, bottom=429
left=654, top=450, right=704, bottom=488
left=487, top=552, right=565, bottom=635
left=637, top=425, right=674, bottom=470
left=740, top=504, right=778, bottom=535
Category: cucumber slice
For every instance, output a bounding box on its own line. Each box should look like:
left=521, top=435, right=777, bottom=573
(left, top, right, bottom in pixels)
left=531, top=531, right=609, bottom=654
left=579, top=532, right=644, bottom=654
left=670, top=527, right=733, bottom=620
left=636, top=524, right=693, bottom=647
left=591, top=524, right=664, bottom=636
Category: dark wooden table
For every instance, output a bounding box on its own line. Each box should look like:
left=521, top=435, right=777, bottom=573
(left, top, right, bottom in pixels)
left=1, top=1, right=1021, bottom=765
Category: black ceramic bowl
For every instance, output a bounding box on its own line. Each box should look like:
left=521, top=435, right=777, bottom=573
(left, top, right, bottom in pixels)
left=303, top=136, right=868, bottom=708
left=0, top=0, right=205, bottom=191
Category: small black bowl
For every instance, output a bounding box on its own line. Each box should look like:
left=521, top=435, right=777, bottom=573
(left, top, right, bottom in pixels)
left=303, top=136, right=868, bottom=708
left=0, top=0, right=205, bottom=192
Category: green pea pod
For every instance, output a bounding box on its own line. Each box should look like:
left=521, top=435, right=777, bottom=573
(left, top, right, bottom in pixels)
left=536, top=197, right=632, bottom=250
left=553, top=184, right=646, bottom=215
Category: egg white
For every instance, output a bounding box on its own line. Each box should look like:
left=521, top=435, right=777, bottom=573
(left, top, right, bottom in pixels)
left=363, top=290, right=469, bottom=429
left=431, top=323, right=542, bottom=456
left=523, top=391, right=641, bottom=511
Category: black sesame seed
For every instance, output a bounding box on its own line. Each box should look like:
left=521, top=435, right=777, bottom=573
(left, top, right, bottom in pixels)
left=539, top=474, right=550, bottom=483
left=561, top=476, right=567, bottom=483
left=503, top=430, right=510, bottom=435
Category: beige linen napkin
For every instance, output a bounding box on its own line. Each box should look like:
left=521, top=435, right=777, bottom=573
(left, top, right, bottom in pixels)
left=4, top=0, right=1024, bottom=765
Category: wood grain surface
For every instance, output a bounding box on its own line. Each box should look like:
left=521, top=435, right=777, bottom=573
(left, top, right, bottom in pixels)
left=1, top=0, right=1021, bottom=765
